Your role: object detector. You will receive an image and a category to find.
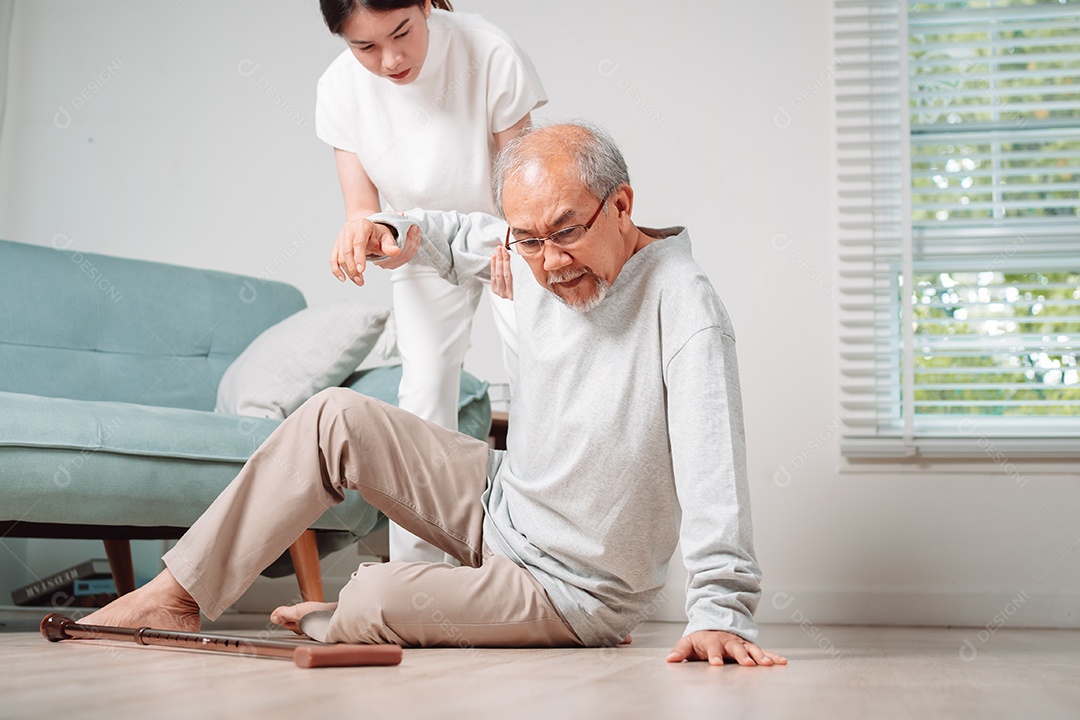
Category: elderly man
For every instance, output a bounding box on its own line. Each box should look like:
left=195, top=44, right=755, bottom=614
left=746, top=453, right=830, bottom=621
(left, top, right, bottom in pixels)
left=82, top=122, right=784, bottom=667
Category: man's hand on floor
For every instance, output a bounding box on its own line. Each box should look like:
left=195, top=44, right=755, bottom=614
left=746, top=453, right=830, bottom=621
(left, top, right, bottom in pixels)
left=667, top=630, right=788, bottom=667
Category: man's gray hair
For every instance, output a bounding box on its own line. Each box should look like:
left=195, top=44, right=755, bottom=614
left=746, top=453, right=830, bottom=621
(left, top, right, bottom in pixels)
left=492, top=120, right=630, bottom=217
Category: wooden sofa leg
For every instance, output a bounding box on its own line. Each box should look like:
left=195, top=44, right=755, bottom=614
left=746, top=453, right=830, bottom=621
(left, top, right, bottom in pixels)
left=102, top=539, right=137, bottom=595
left=289, top=530, right=325, bottom=603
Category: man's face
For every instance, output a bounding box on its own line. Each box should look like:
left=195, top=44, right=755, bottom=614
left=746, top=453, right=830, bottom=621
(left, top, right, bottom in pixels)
left=341, top=2, right=430, bottom=85
left=502, top=159, right=631, bottom=312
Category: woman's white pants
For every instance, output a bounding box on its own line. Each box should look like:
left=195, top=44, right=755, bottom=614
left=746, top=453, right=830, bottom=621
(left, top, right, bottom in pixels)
left=388, top=261, right=517, bottom=563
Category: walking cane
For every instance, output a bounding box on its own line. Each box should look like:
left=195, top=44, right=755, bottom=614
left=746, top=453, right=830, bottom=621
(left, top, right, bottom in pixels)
left=41, top=613, right=402, bottom=668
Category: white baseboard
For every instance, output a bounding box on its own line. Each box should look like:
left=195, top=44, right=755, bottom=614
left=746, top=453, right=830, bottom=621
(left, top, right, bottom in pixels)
left=655, top=548, right=1079, bottom=629
left=754, top=586, right=1079, bottom=628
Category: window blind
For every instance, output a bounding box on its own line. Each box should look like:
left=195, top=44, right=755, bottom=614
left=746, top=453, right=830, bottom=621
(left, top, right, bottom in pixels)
left=836, top=0, right=1080, bottom=458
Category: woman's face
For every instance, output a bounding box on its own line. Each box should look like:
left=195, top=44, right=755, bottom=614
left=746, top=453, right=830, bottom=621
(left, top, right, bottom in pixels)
left=340, top=2, right=431, bottom=85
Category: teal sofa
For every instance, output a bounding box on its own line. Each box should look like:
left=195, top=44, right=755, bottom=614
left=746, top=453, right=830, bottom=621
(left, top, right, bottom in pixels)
left=0, top=238, right=490, bottom=603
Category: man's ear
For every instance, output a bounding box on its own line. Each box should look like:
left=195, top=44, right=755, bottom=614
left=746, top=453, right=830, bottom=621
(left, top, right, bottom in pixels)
left=611, top=183, right=634, bottom=229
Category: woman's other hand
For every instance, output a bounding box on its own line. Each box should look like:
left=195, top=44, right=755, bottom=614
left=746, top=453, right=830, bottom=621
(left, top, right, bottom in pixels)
left=490, top=245, right=513, bottom=300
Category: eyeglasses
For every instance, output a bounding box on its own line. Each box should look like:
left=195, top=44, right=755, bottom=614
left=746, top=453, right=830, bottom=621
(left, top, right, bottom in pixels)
left=504, top=197, right=607, bottom=257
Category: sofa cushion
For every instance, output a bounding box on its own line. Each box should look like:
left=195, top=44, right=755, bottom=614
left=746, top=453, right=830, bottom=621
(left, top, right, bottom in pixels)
left=0, top=391, right=380, bottom=535
left=215, top=301, right=390, bottom=419
left=0, top=391, right=277, bottom=462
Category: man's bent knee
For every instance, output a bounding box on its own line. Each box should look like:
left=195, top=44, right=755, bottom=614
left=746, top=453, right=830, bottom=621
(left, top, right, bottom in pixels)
left=294, top=387, right=383, bottom=431
left=307, top=387, right=377, bottom=413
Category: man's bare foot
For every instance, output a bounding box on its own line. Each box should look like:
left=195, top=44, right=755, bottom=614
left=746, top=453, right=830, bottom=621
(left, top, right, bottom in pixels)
left=270, top=601, right=339, bottom=634
left=77, top=570, right=201, bottom=632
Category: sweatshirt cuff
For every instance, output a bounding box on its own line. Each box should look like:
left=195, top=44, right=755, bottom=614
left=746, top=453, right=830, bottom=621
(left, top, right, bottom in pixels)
left=368, top=212, right=414, bottom=252
left=683, top=608, right=759, bottom=643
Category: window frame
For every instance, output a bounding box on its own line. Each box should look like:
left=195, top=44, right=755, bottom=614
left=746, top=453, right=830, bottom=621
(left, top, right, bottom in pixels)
left=834, top=0, right=1080, bottom=460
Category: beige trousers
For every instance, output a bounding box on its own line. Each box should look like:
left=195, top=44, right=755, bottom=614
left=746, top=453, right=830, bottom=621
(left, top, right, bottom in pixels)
left=164, top=388, right=581, bottom=648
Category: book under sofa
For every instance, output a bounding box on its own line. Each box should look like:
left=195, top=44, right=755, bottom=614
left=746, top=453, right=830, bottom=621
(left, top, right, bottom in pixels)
left=0, top=238, right=491, bottom=605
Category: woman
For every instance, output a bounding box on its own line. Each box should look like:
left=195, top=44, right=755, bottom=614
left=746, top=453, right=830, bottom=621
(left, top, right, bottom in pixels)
left=316, top=0, right=545, bottom=562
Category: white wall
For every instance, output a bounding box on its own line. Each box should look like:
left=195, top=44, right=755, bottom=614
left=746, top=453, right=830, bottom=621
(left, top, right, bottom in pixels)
left=1, top=0, right=1077, bottom=628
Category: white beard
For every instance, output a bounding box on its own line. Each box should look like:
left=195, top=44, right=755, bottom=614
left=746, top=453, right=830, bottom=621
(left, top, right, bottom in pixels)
left=547, top=269, right=610, bottom=313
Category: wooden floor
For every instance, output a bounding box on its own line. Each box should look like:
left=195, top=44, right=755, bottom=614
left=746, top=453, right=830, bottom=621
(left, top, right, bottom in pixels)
left=2, top=608, right=1077, bottom=720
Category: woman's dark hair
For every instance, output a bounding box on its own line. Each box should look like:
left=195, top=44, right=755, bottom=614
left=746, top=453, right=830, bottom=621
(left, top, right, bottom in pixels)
left=321, top=0, right=453, bottom=35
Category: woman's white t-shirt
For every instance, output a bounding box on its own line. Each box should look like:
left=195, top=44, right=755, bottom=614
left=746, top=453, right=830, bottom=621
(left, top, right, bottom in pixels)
left=316, top=9, right=547, bottom=216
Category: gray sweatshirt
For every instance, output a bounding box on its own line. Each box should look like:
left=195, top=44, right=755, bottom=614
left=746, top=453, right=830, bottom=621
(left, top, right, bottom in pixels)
left=373, top=210, right=761, bottom=646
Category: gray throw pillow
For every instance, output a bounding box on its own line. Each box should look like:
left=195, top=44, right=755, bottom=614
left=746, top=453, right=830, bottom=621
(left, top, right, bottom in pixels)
left=215, top=301, right=389, bottom=419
